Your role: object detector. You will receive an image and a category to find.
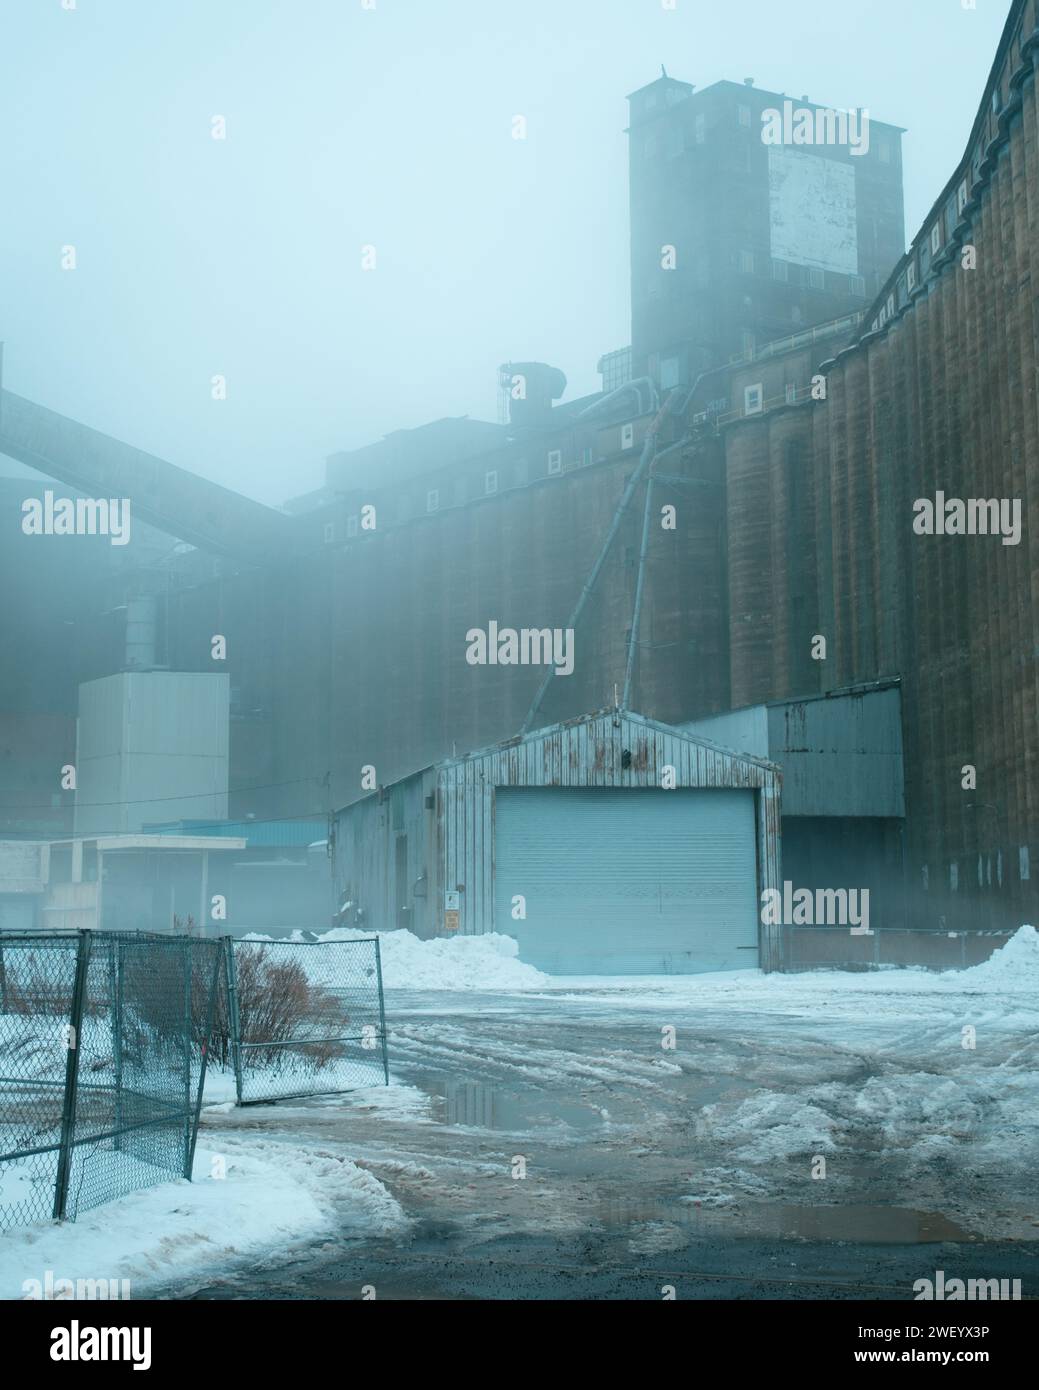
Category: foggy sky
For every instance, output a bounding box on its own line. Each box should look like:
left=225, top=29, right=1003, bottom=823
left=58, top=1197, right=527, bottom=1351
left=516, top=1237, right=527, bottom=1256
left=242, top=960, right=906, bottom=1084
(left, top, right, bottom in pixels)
left=0, top=0, right=1011, bottom=506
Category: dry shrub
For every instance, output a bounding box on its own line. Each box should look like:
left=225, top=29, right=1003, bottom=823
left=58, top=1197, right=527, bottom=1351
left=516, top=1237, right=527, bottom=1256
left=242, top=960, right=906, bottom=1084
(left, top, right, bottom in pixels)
left=6, top=932, right=352, bottom=1080
left=0, top=945, right=89, bottom=1019
left=232, top=946, right=347, bottom=1070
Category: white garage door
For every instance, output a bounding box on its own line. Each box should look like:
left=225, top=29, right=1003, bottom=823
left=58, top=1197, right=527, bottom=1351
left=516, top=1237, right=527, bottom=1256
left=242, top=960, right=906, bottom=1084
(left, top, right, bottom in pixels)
left=493, top=787, right=760, bottom=974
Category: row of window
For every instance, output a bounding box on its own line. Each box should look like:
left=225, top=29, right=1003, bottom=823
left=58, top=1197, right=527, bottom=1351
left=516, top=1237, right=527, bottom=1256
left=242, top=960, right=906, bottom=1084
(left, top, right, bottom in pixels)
left=425, top=469, right=499, bottom=513
left=326, top=425, right=642, bottom=537
left=870, top=168, right=973, bottom=332
left=868, top=33, right=1024, bottom=337
left=737, top=250, right=867, bottom=297
left=645, top=109, right=712, bottom=159
left=645, top=259, right=866, bottom=302
left=737, top=102, right=893, bottom=162
left=922, top=845, right=1030, bottom=892
left=741, top=380, right=802, bottom=416
left=643, top=103, right=893, bottom=161
left=421, top=435, right=628, bottom=512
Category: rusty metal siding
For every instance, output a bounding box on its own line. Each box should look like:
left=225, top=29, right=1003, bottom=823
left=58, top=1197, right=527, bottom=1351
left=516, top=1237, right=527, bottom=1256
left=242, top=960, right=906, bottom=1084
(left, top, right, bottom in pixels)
left=766, top=686, right=905, bottom=819
left=434, top=708, right=782, bottom=966
left=332, top=768, right=435, bottom=935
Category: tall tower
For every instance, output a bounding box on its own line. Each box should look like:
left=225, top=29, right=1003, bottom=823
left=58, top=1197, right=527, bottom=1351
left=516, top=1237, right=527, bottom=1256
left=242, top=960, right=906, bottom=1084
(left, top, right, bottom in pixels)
left=627, top=76, right=906, bottom=385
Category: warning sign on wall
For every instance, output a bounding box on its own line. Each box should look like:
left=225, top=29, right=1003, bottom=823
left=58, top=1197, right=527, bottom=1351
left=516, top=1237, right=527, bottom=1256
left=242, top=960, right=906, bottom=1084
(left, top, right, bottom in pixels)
left=444, top=910, right=460, bottom=932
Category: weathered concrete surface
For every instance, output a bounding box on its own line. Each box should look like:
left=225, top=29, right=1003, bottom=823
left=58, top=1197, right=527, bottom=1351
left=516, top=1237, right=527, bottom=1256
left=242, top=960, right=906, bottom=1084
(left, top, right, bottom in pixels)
left=162, top=982, right=1039, bottom=1300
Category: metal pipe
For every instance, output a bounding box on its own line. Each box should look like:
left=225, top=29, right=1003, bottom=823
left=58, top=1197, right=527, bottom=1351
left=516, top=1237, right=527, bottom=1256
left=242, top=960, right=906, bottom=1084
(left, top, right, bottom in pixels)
left=619, top=431, right=700, bottom=712
left=521, top=403, right=671, bottom=734
left=622, top=477, right=655, bottom=710
left=520, top=374, right=707, bottom=734
left=576, top=376, right=659, bottom=421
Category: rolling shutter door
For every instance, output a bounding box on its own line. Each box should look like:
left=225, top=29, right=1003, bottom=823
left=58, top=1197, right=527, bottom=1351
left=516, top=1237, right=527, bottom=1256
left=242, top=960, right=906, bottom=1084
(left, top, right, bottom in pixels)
left=494, top=787, right=759, bottom=974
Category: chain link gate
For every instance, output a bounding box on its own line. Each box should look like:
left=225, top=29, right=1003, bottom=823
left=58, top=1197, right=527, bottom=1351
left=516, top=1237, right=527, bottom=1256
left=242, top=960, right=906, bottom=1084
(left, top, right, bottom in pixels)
left=0, top=930, right=223, bottom=1231
left=223, top=936, right=388, bottom=1104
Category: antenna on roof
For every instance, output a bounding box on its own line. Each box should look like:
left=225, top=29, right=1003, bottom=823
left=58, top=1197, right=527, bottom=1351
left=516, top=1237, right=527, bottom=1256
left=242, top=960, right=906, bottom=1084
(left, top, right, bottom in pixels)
left=661, top=64, right=668, bottom=79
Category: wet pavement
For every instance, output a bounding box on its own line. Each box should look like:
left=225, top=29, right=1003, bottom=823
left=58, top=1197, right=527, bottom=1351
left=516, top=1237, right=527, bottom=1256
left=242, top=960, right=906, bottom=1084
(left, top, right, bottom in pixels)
left=180, top=1228, right=1037, bottom=1301
left=158, top=984, right=1039, bottom=1300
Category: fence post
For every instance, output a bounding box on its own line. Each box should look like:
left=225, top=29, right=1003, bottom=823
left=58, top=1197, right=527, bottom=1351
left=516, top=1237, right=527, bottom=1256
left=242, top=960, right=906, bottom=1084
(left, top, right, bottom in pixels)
left=110, top=937, right=124, bottom=1151
left=374, top=937, right=389, bottom=1086
left=0, top=935, right=6, bottom=1013
left=185, top=942, right=223, bottom=1179
left=182, top=939, right=192, bottom=1167
left=53, top=930, right=92, bottom=1221
left=223, top=936, right=244, bottom=1106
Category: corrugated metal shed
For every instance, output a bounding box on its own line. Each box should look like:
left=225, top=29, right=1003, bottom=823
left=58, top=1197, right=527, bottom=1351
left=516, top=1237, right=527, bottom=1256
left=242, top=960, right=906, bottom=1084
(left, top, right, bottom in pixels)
left=333, top=707, right=783, bottom=971
left=333, top=768, right=436, bottom=938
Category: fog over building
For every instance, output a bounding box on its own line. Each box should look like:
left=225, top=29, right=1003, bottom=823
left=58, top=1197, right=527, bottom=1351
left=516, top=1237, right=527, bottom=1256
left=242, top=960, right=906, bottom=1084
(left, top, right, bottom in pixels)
left=0, top=0, right=1036, bottom=951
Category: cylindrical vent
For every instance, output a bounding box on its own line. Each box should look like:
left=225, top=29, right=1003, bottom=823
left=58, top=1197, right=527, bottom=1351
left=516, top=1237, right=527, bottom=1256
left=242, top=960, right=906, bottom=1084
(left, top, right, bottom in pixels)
left=499, top=361, right=567, bottom=429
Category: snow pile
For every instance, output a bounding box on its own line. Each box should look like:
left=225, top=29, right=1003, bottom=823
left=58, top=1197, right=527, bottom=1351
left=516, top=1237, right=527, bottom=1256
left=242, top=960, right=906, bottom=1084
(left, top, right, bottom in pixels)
left=250, top=928, right=550, bottom=991
left=956, top=923, right=1039, bottom=989
left=373, top=929, right=549, bottom=991
left=699, top=1092, right=840, bottom=1161
left=0, top=1138, right=406, bottom=1300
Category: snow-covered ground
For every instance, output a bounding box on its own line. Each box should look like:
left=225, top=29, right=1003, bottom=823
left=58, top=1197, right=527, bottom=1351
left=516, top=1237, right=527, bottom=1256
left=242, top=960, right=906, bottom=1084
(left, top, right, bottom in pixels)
left=373, top=926, right=1039, bottom=1244
left=3, top=926, right=1036, bottom=1296
left=0, top=1136, right=407, bottom=1300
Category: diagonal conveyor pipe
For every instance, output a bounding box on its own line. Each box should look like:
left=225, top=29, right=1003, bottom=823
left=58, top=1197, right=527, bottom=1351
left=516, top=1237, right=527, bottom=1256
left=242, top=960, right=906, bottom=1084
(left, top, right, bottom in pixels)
left=621, top=432, right=697, bottom=710
left=520, top=394, right=680, bottom=734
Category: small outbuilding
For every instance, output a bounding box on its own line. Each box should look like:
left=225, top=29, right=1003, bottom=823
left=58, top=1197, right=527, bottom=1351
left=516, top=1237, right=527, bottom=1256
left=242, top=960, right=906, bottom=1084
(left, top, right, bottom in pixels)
left=332, top=708, right=782, bottom=974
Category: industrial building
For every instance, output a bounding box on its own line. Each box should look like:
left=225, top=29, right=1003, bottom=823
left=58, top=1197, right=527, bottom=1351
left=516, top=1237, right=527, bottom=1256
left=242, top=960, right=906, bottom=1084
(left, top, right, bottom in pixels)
left=0, top=832, right=245, bottom=933
left=1, top=0, right=1037, bottom=959
left=331, top=709, right=781, bottom=974
left=627, top=74, right=906, bottom=382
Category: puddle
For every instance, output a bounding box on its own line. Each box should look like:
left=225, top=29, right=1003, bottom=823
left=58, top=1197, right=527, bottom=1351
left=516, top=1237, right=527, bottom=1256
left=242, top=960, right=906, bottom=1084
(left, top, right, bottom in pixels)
left=719, top=1203, right=974, bottom=1244
left=601, top=1196, right=974, bottom=1244
left=417, top=1076, right=603, bottom=1133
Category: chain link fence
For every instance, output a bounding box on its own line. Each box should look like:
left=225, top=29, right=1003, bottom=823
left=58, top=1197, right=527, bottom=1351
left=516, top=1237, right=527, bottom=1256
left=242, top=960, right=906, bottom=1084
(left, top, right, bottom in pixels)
left=0, top=930, right=222, bottom=1231
left=225, top=937, right=388, bottom=1104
